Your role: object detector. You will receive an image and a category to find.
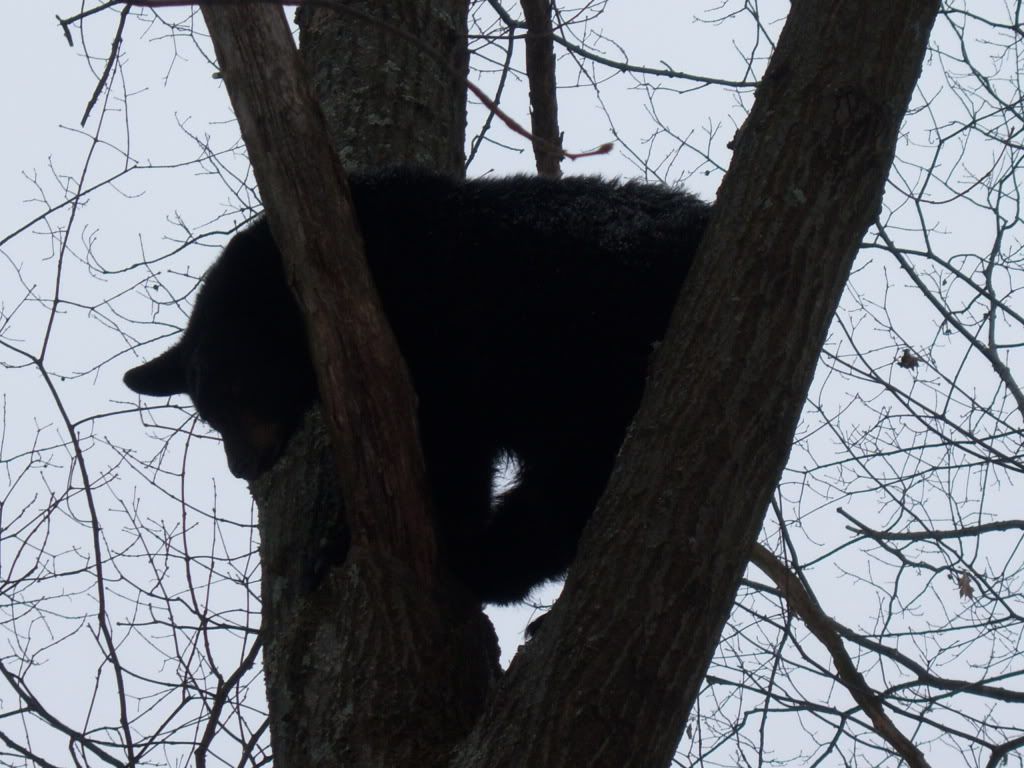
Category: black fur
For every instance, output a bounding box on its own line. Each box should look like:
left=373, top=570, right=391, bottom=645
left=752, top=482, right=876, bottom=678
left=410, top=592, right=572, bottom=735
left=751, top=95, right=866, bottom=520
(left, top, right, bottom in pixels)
left=124, top=168, right=710, bottom=604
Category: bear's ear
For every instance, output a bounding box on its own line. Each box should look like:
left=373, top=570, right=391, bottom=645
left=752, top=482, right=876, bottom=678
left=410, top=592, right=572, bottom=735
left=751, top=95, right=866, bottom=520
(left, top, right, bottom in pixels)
left=123, top=345, right=188, bottom=396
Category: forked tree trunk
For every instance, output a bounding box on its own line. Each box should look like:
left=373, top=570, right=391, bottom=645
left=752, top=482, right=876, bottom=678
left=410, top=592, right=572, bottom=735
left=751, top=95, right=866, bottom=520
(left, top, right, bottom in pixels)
left=200, top=1, right=940, bottom=766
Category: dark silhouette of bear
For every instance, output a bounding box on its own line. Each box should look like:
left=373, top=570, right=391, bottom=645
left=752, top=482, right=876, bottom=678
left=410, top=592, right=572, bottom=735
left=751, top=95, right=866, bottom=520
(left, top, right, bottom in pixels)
left=124, top=168, right=710, bottom=604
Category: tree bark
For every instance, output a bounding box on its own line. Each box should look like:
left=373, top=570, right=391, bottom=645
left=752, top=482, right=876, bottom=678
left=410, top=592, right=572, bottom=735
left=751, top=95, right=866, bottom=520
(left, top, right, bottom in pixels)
left=201, top=5, right=496, bottom=767
left=202, top=2, right=433, bottom=572
left=521, top=0, right=561, bottom=176
left=452, top=2, right=940, bottom=766
left=199, top=0, right=940, bottom=765
left=296, top=0, right=469, bottom=174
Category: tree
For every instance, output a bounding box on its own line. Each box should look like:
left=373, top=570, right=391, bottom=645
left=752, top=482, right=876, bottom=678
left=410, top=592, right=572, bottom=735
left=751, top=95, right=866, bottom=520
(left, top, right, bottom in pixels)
left=2, top=1, right=1022, bottom=767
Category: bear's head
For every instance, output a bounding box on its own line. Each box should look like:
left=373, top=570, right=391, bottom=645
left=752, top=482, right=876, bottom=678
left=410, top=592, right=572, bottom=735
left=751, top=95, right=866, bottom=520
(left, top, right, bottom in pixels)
left=124, top=220, right=317, bottom=480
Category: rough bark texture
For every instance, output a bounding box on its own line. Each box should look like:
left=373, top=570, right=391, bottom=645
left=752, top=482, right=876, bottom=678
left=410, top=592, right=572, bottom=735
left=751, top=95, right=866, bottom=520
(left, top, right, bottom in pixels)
left=296, top=0, right=469, bottom=174
left=202, top=3, right=434, bottom=573
left=200, top=6, right=497, bottom=767
left=520, top=0, right=561, bottom=176
left=253, top=416, right=499, bottom=768
left=451, top=3, right=940, bottom=767
left=199, top=0, right=939, bottom=765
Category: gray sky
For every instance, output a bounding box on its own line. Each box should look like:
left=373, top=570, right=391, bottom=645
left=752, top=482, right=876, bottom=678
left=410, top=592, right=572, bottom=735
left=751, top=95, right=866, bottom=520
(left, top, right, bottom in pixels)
left=2, top=3, right=1022, bottom=767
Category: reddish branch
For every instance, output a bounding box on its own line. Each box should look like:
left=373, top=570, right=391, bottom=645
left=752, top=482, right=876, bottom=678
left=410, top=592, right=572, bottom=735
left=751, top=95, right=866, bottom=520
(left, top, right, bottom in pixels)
left=62, top=0, right=607, bottom=163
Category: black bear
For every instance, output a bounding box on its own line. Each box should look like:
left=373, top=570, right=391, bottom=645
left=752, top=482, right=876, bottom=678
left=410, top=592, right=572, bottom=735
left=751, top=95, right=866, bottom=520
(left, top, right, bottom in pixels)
left=124, top=168, right=710, bottom=604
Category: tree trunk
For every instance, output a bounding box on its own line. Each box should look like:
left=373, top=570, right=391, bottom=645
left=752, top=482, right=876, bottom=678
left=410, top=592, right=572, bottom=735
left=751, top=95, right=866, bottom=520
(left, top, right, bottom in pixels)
left=203, top=0, right=940, bottom=766
left=521, top=0, right=562, bottom=176
left=452, top=2, right=940, bottom=766
left=296, top=0, right=469, bottom=174
left=201, top=4, right=496, bottom=767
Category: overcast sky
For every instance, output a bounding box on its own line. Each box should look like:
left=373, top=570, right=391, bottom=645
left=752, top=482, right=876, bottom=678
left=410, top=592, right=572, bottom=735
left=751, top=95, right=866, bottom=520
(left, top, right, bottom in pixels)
left=2, top=4, right=1020, bottom=767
